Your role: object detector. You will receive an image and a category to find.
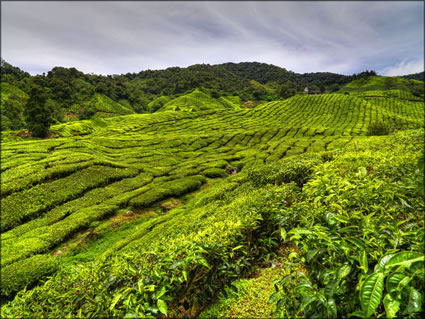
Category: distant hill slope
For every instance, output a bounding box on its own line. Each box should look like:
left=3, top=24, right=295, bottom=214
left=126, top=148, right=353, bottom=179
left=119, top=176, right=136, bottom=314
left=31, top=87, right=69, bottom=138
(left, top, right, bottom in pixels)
left=1, top=59, right=421, bottom=132
left=75, top=93, right=135, bottom=119
left=158, top=89, right=239, bottom=112
left=400, top=71, right=424, bottom=81
left=339, top=75, right=424, bottom=99
left=46, top=91, right=423, bottom=140
left=0, top=60, right=353, bottom=116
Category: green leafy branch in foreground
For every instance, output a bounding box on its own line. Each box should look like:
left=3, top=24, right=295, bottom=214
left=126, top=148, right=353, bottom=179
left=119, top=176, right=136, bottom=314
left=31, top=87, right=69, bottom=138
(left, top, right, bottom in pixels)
left=269, top=135, right=424, bottom=318
left=355, top=251, right=424, bottom=318
left=272, top=241, right=424, bottom=318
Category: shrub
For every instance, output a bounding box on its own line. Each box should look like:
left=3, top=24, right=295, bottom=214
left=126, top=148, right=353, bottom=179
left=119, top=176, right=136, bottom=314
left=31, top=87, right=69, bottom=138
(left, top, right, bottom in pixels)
left=1, top=166, right=138, bottom=232
left=248, top=156, right=322, bottom=187
left=130, top=175, right=206, bottom=208
left=367, top=121, right=391, bottom=136
left=202, top=168, right=228, bottom=178
left=1, top=254, right=58, bottom=297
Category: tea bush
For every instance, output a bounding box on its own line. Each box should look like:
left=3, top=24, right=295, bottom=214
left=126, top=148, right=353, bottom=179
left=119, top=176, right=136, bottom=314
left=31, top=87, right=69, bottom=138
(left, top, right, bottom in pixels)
left=367, top=121, right=391, bottom=136
left=1, top=254, right=58, bottom=297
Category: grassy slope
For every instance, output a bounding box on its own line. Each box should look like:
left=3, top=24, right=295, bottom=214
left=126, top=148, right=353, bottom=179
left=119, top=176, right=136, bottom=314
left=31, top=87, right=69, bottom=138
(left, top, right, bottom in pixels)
left=147, top=95, right=171, bottom=112
left=159, top=89, right=230, bottom=112
left=1, top=88, right=424, bottom=317
left=340, top=75, right=419, bottom=91
left=87, top=93, right=134, bottom=116
left=67, top=93, right=134, bottom=119
left=200, top=265, right=288, bottom=318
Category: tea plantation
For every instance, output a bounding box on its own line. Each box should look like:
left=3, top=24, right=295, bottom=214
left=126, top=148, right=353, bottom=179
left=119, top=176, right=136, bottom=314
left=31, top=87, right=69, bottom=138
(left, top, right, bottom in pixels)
left=1, top=86, right=424, bottom=318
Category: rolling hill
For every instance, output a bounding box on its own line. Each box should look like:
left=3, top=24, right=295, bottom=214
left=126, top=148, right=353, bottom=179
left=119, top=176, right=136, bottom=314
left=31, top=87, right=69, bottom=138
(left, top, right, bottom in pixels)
left=1, top=62, right=424, bottom=318
left=158, top=89, right=231, bottom=112
left=339, top=75, right=424, bottom=96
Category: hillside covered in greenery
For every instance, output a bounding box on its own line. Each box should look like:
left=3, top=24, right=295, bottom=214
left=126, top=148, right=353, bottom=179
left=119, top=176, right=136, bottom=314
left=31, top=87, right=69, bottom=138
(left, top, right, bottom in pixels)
left=1, top=61, right=424, bottom=318
left=3, top=59, right=423, bottom=134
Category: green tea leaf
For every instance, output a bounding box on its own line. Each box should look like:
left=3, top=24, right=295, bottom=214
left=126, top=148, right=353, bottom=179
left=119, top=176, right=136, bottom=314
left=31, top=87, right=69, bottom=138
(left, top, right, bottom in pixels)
left=334, top=214, right=350, bottom=224
left=306, top=248, right=319, bottom=262
left=385, top=252, right=424, bottom=270
left=109, top=292, right=123, bottom=311
left=327, top=298, right=337, bottom=318
left=374, top=254, right=394, bottom=272
left=348, top=310, right=366, bottom=318
left=288, top=228, right=313, bottom=236
left=345, top=237, right=365, bottom=250
left=276, top=298, right=285, bottom=311
left=386, top=272, right=410, bottom=297
left=357, top=167, right=367, bottom=177
left=405, top=288, right=422, bottom=313
left=157, top=299, right=167, bottom=315
left=156, top=286, right=167, bottom=299
left=268, top=291, right=279, bottom=304
left=337, top=264, right=351, bottom=282
left=360, top=272, right=384, bottom=317
left=300, top=294, right=316, bottom=311
left=359, top=251, right=368, bottom=274
left=338, top=226, right=360, bottom=234
left=280, top=228, right=287, bottom=241
left=383, top=294, right=401, bottom=318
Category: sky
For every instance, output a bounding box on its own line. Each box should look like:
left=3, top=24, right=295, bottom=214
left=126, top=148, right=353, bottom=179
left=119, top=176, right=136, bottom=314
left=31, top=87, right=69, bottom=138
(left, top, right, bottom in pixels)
left=1, top=1, right=424, bottom=76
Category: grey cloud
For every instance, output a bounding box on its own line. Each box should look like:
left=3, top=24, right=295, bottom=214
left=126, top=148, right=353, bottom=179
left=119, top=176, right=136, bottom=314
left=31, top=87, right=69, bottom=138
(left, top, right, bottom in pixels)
left=1, top=1, right=423, bottom=75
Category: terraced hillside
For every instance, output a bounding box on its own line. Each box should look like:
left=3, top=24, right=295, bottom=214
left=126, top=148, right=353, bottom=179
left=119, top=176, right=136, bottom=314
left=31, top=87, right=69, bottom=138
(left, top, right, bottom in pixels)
left=1, top=89, right=424, bottom=317
left=340, top=76, right=424, bottom=98
left=158, top=88, right=239, bottom=112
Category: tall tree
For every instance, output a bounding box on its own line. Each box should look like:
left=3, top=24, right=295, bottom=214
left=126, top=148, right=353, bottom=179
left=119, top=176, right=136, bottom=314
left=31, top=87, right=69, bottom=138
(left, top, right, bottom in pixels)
left=24, top=83, right=52, bottom=138
left=277, top=80, right=296, bottom=99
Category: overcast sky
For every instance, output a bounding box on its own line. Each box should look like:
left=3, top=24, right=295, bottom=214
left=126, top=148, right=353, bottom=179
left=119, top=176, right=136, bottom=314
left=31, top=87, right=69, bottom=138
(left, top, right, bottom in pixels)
left=1, top=1, right=424, bottom=76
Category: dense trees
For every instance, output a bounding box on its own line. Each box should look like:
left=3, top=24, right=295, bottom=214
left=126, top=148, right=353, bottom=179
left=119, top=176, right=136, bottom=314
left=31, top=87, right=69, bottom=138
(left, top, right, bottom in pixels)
left=400, top=71, right=424, bottom=81
left=277, top=80, right=296, bottom=99
left=0, top=59, right=30, bottom=86
left=24, top=82, right=53, bottom=137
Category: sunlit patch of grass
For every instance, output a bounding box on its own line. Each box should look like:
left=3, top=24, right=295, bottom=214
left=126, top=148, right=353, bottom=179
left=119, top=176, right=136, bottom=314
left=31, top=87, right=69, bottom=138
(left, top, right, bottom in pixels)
left=200, top=265, right=287, bottom=318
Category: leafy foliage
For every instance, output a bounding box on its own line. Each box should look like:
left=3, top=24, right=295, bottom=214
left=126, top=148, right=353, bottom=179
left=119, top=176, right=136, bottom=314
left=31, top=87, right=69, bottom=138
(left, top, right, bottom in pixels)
left=24, top=83, right=53, bottom=137
left=367, top=121, right=391, bottom=136
left=268, top=131, right=424, bottom=318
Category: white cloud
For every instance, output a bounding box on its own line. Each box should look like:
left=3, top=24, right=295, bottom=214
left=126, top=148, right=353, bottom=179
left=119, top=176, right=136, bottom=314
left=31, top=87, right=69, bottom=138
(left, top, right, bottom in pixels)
left=1, top=1, right=423, bottom=75
left=383, top=59, right=424, bottom=76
